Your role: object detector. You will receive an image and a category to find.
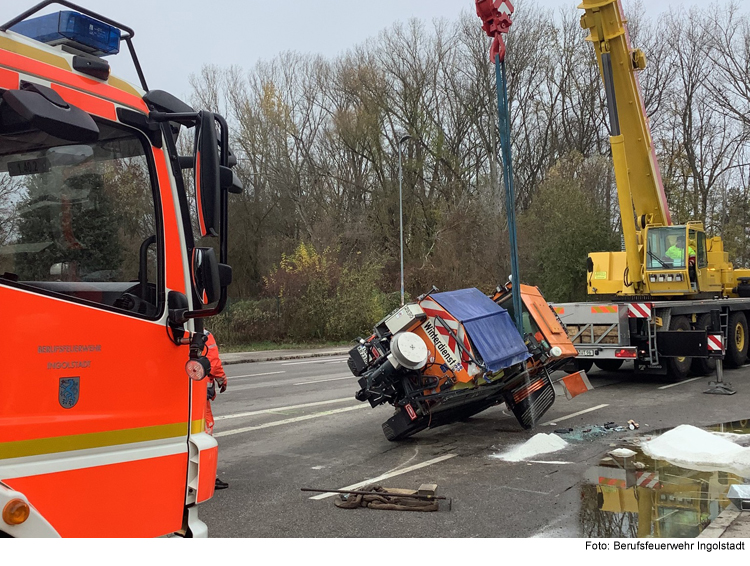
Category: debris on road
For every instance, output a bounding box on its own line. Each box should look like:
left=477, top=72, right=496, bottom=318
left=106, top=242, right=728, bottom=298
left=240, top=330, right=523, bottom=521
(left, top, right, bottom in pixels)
left=542, top=422, right=645, bottom=442
left=304, top=485, right=443, bottom=512
left=492, top=433, right=568, bottom=462
left=610, top=448, right=637, bottom=458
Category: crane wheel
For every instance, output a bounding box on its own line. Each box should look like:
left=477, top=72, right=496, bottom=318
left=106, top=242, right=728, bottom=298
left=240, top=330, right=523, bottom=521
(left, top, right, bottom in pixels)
left=665, top=316, right=692, bottom=380
left=726, top=312, right=749, bottom=368
left=691, top=313, right=717, bottom=376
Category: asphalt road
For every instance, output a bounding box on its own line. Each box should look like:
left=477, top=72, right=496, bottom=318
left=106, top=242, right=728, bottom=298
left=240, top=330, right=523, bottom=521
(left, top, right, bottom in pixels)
left=199, top=356, right=750, bottom=538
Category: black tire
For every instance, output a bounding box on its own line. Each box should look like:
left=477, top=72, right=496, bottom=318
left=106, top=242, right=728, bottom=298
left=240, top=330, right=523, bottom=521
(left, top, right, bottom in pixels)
left=563, top=358, right=594, bottom=374
left=382, top=413, right=428, bottom=441
left=665, top=316, right=692, bottom=379
left=594, top=360, right=624, bottom=372
left=691, top=313, right=717, bottom=376
left=726, top=312, right=749, bottom=368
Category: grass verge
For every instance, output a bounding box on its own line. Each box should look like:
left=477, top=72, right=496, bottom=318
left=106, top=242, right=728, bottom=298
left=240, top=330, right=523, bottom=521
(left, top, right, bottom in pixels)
left=219, top=341, right=351, bottom=353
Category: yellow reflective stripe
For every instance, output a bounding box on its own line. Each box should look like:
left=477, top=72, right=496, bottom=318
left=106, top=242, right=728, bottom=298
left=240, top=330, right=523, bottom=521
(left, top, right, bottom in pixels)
left=107, top=75, right=144, bottom=98
left=0, top=423, right=188, bottom=461
left=191, top=419, right=206, bottom=435
left=0, top=36, right=71, bottom=71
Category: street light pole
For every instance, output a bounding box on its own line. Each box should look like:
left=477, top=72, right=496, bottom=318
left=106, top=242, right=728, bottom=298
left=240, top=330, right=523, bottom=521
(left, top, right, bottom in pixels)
left=398, top=134, right=411, bottom=307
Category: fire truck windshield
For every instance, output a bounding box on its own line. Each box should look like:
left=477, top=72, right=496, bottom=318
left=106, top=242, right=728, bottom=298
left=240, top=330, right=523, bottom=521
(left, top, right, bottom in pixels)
left=0, top=120, right=162, bottom=318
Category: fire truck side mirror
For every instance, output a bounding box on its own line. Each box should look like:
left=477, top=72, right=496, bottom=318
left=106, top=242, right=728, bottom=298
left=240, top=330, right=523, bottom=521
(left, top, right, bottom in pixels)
left=190, top=247, right=233, bottom=307
left=191, top=247, right=221, bottom=306
left=194, top=111, right=221, bottom=238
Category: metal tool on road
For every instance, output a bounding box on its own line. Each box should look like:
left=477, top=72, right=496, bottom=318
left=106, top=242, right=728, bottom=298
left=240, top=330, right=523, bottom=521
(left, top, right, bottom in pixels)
left=301, top=487, right=447, bottom=501
left=302, top=486, right=452, bottom=511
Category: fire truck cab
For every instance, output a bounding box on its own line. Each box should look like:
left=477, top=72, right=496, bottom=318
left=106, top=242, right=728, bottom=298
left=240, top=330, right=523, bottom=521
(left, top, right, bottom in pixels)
left=0, top=2, right=241, bottom=537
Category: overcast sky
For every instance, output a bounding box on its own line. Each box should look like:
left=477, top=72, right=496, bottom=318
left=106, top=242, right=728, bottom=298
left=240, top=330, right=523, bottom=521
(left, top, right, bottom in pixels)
left=0, top=0, right=729, bottom=100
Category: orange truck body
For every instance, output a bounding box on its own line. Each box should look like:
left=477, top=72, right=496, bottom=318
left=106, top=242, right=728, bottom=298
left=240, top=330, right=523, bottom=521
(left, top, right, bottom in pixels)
left=0, top=14, right=220, bottom=537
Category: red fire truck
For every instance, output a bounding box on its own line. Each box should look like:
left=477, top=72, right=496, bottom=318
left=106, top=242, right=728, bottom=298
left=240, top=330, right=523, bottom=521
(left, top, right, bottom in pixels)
left=0, top=1, right=241, bottom=537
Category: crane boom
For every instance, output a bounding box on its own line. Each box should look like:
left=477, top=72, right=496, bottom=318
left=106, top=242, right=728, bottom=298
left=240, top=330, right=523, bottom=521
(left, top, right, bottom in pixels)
left=579, top=0, right=671, bottom=228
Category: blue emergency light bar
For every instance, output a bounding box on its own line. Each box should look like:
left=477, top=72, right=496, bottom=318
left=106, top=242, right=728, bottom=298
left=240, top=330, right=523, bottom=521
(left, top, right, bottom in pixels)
left=10, top=10, right=120, bottom=56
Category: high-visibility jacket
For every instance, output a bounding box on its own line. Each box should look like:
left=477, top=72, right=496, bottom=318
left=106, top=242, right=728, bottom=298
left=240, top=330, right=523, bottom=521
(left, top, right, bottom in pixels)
left=666, top=245, right=696, bottom=263
left=205, top=331, right=226, bottom=435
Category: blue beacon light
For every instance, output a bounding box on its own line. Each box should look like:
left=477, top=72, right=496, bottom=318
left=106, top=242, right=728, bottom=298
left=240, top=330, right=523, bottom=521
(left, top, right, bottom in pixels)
left=9, top=11, right=121, bottom=57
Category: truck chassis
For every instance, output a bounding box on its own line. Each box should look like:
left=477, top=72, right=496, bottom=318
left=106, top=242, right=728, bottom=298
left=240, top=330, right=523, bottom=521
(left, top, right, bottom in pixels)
left=554, top=298, right=749, bottom=377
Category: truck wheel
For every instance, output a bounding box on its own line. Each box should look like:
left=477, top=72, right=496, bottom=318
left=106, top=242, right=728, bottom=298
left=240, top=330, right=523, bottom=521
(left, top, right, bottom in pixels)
left=691, top=313, right=717, bottom=376
left=564, top=359, right=594, bottom=374
left=594, top=360, right=624, bottom=372
left=726, top=312, right=749, bottom=368
left=666, top=316, right=692, bottom=380
left=382, top=410, right=428, bottom=441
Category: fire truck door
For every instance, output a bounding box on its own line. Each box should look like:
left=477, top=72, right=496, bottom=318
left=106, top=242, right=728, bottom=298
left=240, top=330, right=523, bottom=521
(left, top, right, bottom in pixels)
left=0, top=126, right=191, bottom=537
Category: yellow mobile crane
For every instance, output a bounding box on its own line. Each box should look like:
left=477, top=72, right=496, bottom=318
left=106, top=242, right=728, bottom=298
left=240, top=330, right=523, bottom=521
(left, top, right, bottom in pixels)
left=554, top=0, right=750, bottom=379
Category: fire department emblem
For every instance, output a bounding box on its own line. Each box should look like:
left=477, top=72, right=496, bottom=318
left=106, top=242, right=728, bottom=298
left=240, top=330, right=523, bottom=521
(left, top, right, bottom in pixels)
left=59, top=377, right=80, bottom=409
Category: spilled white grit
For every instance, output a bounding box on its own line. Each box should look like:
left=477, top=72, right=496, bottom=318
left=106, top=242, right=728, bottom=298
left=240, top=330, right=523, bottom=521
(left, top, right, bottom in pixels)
left=642, top=424, right=750, bottom=477
left=493, top=433, right=568, bottom=462
left=610, top=448, right=637, bottom=458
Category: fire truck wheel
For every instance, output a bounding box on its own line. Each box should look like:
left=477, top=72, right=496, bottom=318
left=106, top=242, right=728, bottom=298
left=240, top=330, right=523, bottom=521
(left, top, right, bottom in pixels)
left=691, top=313, right=717, bottom=375
left=726, top=312, right=749, bottom=368
left=594, top=360, right=624, bottom=372
left=564, top=358, right=594, bottom=374
left=665, top=316, right=692, bottom=380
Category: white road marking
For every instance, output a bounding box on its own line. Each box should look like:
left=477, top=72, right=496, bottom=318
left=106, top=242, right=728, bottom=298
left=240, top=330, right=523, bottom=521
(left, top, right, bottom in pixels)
left=294, top=376, right=354, bottom=386
left=309, top=454, right=458, bottom=500
left=227, top=371, right=286, bottom=380
left=215, top=397, right=356, bottom=421
left=281, top=357, right=349, bottom=366
left=540, top=404, right=609, bottom=427
left=657, top=377, right=704, bottom=390
left=526, top=461, right=574, bottom=465
left=498, top=486, right=552, bottom=495
left=215, top=405, right=368, bottom=437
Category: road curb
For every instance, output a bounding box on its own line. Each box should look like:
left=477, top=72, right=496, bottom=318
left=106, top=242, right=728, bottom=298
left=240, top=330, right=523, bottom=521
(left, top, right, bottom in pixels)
left=698, top=507, right=741, bottom=538
left=220, top=349, right=350, bottom=366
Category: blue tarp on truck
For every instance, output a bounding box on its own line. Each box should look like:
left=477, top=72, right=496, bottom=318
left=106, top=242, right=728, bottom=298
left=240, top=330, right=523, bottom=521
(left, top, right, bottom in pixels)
left=431, top=288, right=530, bottom=372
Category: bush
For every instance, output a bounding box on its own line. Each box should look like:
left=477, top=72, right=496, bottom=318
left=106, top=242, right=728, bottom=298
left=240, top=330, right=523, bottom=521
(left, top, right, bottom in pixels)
left=258, top=242, right=394, bottom=342
left=209, top=297, right=282, bottom=346
left=518, top=154, right=621, bottom=303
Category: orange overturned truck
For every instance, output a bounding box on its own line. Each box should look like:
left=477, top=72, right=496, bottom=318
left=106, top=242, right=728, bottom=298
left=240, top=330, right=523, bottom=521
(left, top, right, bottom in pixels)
left=350, top=284, right=584, bottom=440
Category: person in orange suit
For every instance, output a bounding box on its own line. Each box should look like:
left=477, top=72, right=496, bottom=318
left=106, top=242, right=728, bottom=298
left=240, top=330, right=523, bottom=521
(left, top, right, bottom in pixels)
left=204, top=330, right=228, bottom=489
